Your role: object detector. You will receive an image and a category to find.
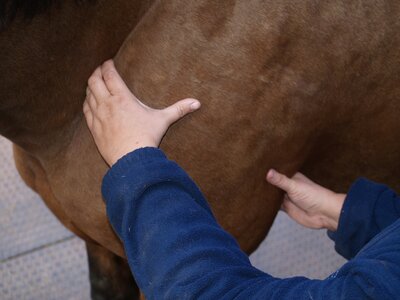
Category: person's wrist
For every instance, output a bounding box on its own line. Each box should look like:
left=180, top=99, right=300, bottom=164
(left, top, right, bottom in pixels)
left=108, top=141, right=158, bottom=166
left=321, top=193, right=345, bottom=231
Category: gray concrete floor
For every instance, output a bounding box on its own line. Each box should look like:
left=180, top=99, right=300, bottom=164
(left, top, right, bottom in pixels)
left=0, top=136, right=345, bottom=300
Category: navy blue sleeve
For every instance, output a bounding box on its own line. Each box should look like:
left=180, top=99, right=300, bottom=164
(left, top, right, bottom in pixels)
left=328, top=178, right=400, bottom=259
left=102, top=148, right=400, bottom=300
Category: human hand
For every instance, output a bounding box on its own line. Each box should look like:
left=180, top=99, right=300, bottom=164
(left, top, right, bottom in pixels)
left=266, top=169, right=345, bottom=231
left=83, top=60, right=201, bottom=166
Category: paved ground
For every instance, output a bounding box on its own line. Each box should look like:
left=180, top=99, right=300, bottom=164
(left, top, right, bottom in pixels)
left=0, top=136, right=345, bottom=300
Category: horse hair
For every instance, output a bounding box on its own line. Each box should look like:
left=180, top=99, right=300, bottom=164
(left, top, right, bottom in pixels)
left=0, top=0, right=94, bottom=30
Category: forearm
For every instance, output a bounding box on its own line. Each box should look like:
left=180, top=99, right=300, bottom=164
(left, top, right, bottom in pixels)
left=101, top=148, right=274, bottom=298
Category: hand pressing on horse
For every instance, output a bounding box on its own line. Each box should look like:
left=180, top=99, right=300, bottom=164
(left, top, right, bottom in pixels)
left=83, top=60, right=201, bottom=166
left=266, top=169, right=345, bottom=232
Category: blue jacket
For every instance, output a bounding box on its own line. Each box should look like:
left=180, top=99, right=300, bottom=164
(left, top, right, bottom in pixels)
left=102, top=147, right=400, bottom=299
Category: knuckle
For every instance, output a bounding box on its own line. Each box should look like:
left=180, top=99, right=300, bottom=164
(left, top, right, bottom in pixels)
left=286, top=179, right=295, bottom=191
left=278, top=175, right=293, bottom=191
left=88, top=95, right=96, bottom=107
left=275, top=174, right=285, bottom=185
left=88, top=76, right=98, bottom=87
left=103, top=59, right=114, bottom=69
left=176, top=105, right=185, bottom=118
left=102, top=60, right=115, bottom=74
left=103, top=70, right=115, bottom=81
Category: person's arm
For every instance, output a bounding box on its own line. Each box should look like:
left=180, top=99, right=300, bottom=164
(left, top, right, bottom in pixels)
left=101, top=147, right=400, bottom=300
left=266, top=171, right=400, bottom=259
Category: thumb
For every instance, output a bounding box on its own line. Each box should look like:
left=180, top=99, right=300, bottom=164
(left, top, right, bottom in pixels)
left=162, top=98, right=201, bottom=124
left=266, top=169, right=294, bottom=193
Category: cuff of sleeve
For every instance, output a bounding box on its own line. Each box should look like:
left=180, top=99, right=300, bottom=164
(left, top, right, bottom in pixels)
left=101, top=147, right=165, bottom=200
left=107, top=147, right=166, bottom=175
left=327, top=177, right=387, bottom=259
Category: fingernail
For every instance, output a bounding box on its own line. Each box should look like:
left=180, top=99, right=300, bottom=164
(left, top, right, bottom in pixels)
left=267, top=169, right=275, bottom=180
left=190, top=101, right=201, bottom=110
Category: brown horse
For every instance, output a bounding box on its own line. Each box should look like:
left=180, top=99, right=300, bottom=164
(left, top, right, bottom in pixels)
left=2, top=0, right=400, bottom=299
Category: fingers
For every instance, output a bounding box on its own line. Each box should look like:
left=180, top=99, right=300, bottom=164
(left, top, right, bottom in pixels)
left=88, top=67, right=111, bottom=100
left=266, top=169, right=294, bottom=193
left=162, top=98, right=201, bottom=125
left=101, top=60, right=133, bottom=96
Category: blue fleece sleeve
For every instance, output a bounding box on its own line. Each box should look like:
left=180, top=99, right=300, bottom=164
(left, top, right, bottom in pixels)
left=328, top=178, right=400, bottom=259
left=102, top=148, right=400, bottom=300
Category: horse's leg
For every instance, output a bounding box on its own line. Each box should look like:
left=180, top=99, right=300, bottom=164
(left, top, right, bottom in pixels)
left=86, top=242, right=140, bottom=300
